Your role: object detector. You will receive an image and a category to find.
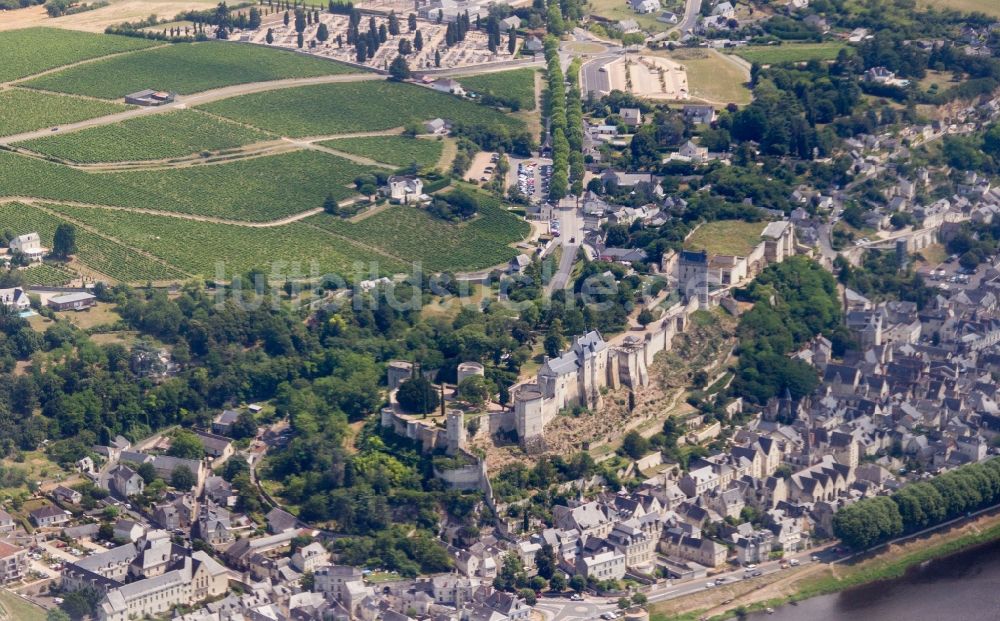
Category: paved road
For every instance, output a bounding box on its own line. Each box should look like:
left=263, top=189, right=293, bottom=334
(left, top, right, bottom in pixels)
left=645, top=547, right=829, bottom=605
left=421, top=57, right=545, bottom=78
left=674, top=0, right=704, bottom=34
left=535, top=596, right=616, bottom=621
left=546, top=198, right=584, bottom=294
left=0, top=73, right=382, bottom=144
left=563, top=32, right=622, bottom=99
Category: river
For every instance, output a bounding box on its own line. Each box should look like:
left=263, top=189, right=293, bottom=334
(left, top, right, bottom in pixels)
left=746, top=538, right=1000, bottom=620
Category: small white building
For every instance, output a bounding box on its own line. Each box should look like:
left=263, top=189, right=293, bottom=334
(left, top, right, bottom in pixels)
left=386, top=176, right=425, bottom=204
left=629, top=0, right=660, bottom=14
left=9, top=233, right=45, bottom=262
left=712, top=1, right=735, bottom=17
left=0, top=288, right=30, bottom=312
left=432, top=78, right=465, bottom=96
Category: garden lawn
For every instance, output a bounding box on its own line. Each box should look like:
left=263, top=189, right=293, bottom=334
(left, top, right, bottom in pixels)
left=16, top=110, right=275, bottom=163
left=0, top=88, right=129, bottom=138
left=321, top=136, right=444, bottom=168
left=200, top=80, right=522, bottom=138
left=0, top=28, right=157, bottom=83
left=0, top=203, right=189, bottom=282
left=24, top=41, right=356, bottom=99
left=684, top=219, right=766, bottom=256
left=306, top=191, right=530, bottom=272
left=731, top=42, right=847, bottom=65
left=457, top=68, right=537, bottom=111
left=0, top=150, right=371, bottom=222
left=44, top=203, right=408, bottom=278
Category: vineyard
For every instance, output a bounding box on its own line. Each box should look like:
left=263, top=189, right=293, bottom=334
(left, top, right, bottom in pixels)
left=0, top=203, right=189, bottom=282
left=20, top=263, right=74, bottom=287
left=306, top=192, right=529, bottom=272
left=24, top=42, right=356, bottom=100
left=44, top=204, right=408, bottom=279
left=200, top=80, right=522, bottom=138
left=0, top=28, right=156, bottom=84
left=0, top=150, right=372, bottom=222
left=457, top=68, right=538, bottom=111
left=321, top=136, right=445, bottom=169
left=0, top=89, right=128, bottom=138
left=16, top=110, right=275, bottom=163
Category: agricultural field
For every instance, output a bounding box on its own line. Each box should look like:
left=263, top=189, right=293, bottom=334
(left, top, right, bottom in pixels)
left=44, top=203, right=408, bottom=278
left=19, top=263, right=75, bottom=286
left=200, top=80, right=522, bottom=138
left=920, top=0, right=1000, bottom=17
left=730, top=42, right=848, bottom=65
left=684, top=219, right=766, bottom=256
left=307, top=191, right=530, bottom=272
left=0, top=28, right=157, bottom=84
left=16, top=110, right=275, bottom=163
left=24, top=41, right=356, bottom=99
left=0, top=203, right=189, bottom=282
left=0, top=185, right=529, bottom=283
left=321, top=136, right=445, bottom=169
left=0, top=88, right=129, bottom=138
left=0, top=150, right=372, bottom=222
left=457, top=68, right=537, bottom=111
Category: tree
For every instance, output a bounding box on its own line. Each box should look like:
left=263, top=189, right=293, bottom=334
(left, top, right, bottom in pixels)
left=457, top=375, right=491, bottom=406
left=618, top=597, right=631, bottom=610
left=434, top=48, right=441, bottom=67
left=265, top=28, right=274, bottom=43
left=397, top=374, right=439, bottom=414
left=48, top=609, right=71, bottom=621
left=388, top=55, right=410, bottom=81
left=167, top=429, right=205, bottom=459
left=414, top=29, right=423, bottom=51
left=388, top=11, right=399, bottom=35
left=356, top=39, right=367, bottom=62
left=171, top=465, right=196, bottom=490
left=535, top=543, right=556, bottom=579
left=294, top=8, right=306, bottom=33
left=136, top=462, right=157, bottom=484
left=569, top=574, right=586, bottom=593
left=297, top=31, right=304, bottom=48
left=283, top=9, right=289, bottom=25
left=632, top=593, right=647, bottom=607
left=508, top=27, right=516, bottom=54
left=97, top=522, right=114, bottom=541
left=248, top=6, right=261, bottom=28
left=323, top=193, right=340, bottom=215
left=637, top=308, right=655, bottom=326
left=408, top=12, right=417, bottom=31
left=52, top=223, right=77, bottom=259
left=317, top=22, right=329, bottom=41
left=549, top=572, right=567, bottom=592
left=621, top=431, right=650, bottom=460
left=544, top=319, right=565, bottom=358
left=231, top=411, right=258, bottom=439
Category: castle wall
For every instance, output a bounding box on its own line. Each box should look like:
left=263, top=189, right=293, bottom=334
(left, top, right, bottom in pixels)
left=512, top=295, right=705, bottom=448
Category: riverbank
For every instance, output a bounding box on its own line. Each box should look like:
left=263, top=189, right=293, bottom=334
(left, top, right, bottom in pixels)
left=651, top=506, right=1000, bottom=621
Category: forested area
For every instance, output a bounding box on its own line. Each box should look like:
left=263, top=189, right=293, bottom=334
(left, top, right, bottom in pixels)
left=732, top=257, right=850, bottom=405
left=0, top=278, right=586, bottom=572
left=834, top=457, right=1000, bottom=550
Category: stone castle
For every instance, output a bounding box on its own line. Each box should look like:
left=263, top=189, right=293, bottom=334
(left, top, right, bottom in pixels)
left=509, top=296, right=700, bottom=451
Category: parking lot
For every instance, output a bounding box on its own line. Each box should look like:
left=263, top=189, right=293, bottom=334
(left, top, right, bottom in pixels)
left=510, top=157, right=553, bottom=203
left=919, top=254, right=993, bottom=293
